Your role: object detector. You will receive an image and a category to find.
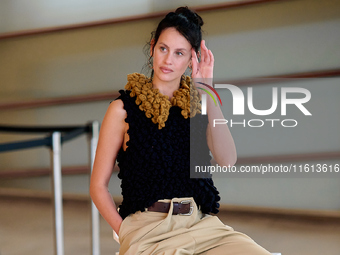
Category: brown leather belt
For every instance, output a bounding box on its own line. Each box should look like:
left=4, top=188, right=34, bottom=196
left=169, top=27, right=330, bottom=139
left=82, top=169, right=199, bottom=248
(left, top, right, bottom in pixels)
left=147, top=200, right=194, bottom=215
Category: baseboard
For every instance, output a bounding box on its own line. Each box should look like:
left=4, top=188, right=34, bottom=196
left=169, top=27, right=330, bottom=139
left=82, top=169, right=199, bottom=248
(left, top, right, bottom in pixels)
left=0, top=187, right=122, bottom=204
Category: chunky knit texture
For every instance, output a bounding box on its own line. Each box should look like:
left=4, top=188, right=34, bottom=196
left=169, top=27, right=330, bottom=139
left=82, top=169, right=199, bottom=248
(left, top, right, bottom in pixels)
left=115, top=73, right=220, bottom=219
left=124, top=73, right=202, bottom=129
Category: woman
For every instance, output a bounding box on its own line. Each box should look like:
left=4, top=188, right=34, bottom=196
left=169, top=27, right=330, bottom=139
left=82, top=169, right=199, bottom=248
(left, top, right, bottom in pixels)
left=90, top=6, right=271, bottom=255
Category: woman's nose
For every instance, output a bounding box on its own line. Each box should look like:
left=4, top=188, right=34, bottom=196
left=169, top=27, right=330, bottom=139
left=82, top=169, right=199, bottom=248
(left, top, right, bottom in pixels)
left=164, top=53, right=172, bottom=64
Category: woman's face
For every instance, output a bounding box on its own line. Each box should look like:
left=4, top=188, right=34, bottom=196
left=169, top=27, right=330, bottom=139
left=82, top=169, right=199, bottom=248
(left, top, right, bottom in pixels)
left=151, top=27, right=192, bottom=85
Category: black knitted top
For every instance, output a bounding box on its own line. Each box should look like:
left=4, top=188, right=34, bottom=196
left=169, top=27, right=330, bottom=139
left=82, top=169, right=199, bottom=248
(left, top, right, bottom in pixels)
left=114, top=73, right=220, bottom=219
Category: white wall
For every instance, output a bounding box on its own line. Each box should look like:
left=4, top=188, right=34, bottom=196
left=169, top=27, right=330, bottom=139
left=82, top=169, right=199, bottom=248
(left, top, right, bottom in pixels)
left=0, top=0, right=237, bottom=33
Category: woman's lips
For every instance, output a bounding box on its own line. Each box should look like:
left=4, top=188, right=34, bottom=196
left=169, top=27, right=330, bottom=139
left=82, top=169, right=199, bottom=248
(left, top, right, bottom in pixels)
left=160, top=67, right=173, bottom=73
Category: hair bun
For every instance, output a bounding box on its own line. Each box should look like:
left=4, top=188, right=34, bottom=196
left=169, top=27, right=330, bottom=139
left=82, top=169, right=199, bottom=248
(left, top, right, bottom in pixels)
left=175, top=6, right=204, bottom=27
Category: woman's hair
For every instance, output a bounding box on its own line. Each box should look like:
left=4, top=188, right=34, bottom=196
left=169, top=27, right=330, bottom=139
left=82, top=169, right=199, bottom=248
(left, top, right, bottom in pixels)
left=143, top=6, right=204, bottom=76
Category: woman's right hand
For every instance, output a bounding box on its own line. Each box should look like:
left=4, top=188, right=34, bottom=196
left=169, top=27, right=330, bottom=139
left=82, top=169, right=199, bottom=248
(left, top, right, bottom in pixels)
left=191, top=40, right=214, bottom=81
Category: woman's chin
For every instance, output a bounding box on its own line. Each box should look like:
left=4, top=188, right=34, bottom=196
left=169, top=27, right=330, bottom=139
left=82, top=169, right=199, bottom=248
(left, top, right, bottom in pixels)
left=154, top=72, right=177, bottom=83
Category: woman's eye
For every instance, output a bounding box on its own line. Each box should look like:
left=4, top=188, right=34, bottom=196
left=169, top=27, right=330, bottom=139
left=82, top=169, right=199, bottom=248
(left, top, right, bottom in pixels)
left=176, top=51, right=183, bottom=56
left=160, top=47, right=166, bottom=52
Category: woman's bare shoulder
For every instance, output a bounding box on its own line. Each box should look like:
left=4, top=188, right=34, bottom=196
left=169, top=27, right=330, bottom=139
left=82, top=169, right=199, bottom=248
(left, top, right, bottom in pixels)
left=107, top=99, right=126, bottom=117
left=101, top=99, right=127, bottom=131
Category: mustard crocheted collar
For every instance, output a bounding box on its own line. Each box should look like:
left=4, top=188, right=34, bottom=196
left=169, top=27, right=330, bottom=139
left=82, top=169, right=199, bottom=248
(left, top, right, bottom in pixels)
left=125, top=73, right=201, bottom=129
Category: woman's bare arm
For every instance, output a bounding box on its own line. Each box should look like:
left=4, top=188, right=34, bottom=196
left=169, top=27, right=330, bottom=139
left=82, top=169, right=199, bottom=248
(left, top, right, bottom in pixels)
left=205, top=98, right=237, bottom=167
left=90, top=99, right=127, bottom=234
left=191, top=40, right=237, bottom=167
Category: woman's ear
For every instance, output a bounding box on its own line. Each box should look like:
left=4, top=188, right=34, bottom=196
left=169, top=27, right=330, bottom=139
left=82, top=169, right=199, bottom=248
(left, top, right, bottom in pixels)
left=150, top=39, right=155, bottom=56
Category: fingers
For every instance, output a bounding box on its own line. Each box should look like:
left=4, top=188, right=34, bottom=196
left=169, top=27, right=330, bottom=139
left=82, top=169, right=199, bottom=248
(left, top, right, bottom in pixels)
left=191, top=48, right=199, bottom=63
left=191, top=41, right=214, bottom=78
left=200, top=40, right=206, bottom=63
left=191, top=48, right=199, bottom=75
left=200, top=40, right=213, bottom=65
left=202, top=40, right=209, bottom=63
left=201, top=40, right=207, bottom=62
left=208, top=48, right=214, bottom=66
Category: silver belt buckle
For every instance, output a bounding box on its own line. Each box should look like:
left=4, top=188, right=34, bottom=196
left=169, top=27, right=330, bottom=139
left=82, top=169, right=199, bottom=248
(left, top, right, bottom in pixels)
left=178, top=200, right=194, bottom=216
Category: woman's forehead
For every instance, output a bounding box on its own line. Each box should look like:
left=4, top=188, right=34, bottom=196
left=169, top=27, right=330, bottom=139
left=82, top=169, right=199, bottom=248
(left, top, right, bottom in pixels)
left=157, top=27, right=191, bottom=50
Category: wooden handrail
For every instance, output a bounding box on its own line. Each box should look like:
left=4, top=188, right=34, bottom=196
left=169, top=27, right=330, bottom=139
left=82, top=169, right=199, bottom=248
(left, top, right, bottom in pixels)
left=0, top=91, right=120, bottom=111
left=225, top=68, right=340, bottom=86
left=236, top=151, right=340, bottom=165
left=0, top=0, right=281, bottom=40
left=1, top=68, right=339, bottom=111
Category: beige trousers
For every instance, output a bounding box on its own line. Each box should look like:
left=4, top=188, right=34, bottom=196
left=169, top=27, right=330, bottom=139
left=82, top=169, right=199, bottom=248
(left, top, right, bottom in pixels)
left=118, top=197, right=272, bottom=255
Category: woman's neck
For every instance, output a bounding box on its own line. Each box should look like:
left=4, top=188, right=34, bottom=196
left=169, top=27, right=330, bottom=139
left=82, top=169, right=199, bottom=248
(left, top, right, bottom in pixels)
left=152, top=76, right=181, bottom=99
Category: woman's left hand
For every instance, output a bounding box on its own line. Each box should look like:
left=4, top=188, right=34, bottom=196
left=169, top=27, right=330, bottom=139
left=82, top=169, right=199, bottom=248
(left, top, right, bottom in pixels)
left=191, top=40, right=214, bottom=80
